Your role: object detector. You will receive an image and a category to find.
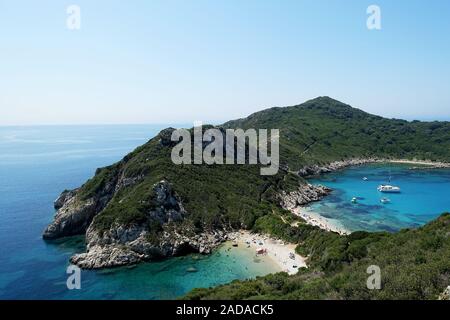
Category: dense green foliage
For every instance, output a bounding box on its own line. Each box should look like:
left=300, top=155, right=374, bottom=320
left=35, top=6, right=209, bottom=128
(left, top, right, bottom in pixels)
left=224, top=97, right=450, bottom=169
left=82, top=136, right=302, bottom=233
left=184, top=213, right=450, bottom=300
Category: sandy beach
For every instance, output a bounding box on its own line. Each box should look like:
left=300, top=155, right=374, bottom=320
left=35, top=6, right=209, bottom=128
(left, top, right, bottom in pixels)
left=228, top=231, right=307, bottom=275
left=292, top=207, right=350, bottom=235
left=387, top=159, right=450, bottom=168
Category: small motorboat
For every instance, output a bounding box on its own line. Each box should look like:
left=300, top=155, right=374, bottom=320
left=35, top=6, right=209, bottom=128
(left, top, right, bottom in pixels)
left=380, top=197, right=391, bottom=204
left=351, top=197, right=358, bottom=203
left=363, top=177, right=368, bottom=181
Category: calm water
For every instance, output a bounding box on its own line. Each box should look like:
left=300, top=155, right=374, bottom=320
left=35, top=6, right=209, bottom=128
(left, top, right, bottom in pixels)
left=0, top=125, right=277, bottom=300
left=307, top=164, right=450, bottom=232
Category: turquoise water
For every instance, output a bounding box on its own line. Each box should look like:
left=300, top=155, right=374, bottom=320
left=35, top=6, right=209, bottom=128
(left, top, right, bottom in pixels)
left=0, top=125, right=277, bottom=300
left=307, top=163, right=450, bottom=232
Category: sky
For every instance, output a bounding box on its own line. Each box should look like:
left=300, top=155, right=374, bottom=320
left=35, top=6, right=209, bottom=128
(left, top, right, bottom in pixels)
left=1, top=0, right=449, bottom=125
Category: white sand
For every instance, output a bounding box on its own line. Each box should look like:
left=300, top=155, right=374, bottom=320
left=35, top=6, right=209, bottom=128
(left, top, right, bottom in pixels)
left=292, top=207, right=350, bottom=235
left=387, top=159, right=450, bottom=168
left=229, top=231, right=307, bottom=275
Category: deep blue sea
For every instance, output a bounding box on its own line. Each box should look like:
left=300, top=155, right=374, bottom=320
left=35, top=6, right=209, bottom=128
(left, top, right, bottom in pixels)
left=1, top=126, right=449, bottom=299
left=0, top=125, right=277, bottom=300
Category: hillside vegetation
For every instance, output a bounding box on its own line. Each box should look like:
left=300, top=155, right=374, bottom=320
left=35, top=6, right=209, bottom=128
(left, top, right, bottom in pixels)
left=184, top=213, right=450, bottom=300
left=224, top=97, right=450, bottom=169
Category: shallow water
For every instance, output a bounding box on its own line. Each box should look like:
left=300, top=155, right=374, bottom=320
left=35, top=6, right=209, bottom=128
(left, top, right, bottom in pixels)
left=0, top=125, right=277, bottom=300
left=307, top=163, right=450, bottom=232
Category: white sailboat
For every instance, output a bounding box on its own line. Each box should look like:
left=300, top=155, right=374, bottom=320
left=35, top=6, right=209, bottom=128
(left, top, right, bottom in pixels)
left=377, top=169, right=401, bottom=193
left=377, top=185, right=401, bottom=193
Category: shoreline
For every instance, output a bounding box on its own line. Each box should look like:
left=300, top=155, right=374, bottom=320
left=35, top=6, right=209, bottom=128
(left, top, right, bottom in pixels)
left=228, top=231, right=307, bottom=275
left=300, top=158, right=450, bottom=178
left=386, top=159, right=450, bottom=168
left=292, top=207, right=350, bottom=235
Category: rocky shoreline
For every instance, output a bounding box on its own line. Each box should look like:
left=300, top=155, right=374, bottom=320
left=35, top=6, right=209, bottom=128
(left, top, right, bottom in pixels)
left=278, top=184, right=332, bottom=211
left=70, top=223, right=229, bottom=269
left=296, top=158, right=377, bottom=177
left=296, top=157, right=450, bottom=178
left=44, top=179, right=231, bottom=269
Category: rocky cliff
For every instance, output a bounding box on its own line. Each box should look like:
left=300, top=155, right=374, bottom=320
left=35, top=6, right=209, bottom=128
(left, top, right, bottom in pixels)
left=45, top=178, right=230, bottom=269
left=278, top=184, right=332, bottom=211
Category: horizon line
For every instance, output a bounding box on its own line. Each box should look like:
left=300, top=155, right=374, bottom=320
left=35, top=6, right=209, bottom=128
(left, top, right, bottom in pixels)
left=2, top=115, right=450, bottom=127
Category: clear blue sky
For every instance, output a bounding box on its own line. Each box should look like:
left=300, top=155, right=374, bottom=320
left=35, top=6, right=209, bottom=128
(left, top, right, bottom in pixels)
left=1, top=0, right=449, bottom=125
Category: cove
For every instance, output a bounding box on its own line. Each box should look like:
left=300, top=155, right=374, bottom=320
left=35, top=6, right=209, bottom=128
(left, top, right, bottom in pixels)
left=306, top=163, right=450, bottom=232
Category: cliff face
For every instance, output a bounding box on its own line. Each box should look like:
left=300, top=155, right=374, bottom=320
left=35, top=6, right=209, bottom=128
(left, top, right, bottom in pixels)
left=278, top=184, right=332, bottom=211
left=45, top=178, right=230, bottom=269
left=43, top=193, right=97, bottom=240
left=70, top=219, right=228, bottom=269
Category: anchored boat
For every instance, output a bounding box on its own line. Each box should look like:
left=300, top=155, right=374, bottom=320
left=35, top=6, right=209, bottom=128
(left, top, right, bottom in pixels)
left=378, top=169, right=401, bottom=193
left=377, top=185, right=401, bottom=193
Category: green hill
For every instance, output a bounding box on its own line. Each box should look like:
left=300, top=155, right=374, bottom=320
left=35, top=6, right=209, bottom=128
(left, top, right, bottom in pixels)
left=43, top=97, right=450, bottom=273
left=224, top=96, right=450, bottom=169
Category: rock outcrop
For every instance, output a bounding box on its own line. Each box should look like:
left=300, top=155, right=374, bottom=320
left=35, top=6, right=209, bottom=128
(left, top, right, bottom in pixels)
left=278, top=184, right=332, bottom=211
left=43, top=193, right=97, bottom=240
left=296, top=158, right=377, bottom=177
left=54, top=189, right=78, bottom=210
left=47, top=179, right=228, bottom=269
left=70, top=223, right=228, bottom=269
